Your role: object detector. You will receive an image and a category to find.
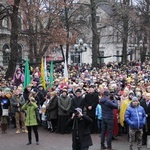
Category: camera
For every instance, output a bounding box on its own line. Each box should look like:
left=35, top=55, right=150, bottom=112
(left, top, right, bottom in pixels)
left=74, top=110, right=80, bottom=117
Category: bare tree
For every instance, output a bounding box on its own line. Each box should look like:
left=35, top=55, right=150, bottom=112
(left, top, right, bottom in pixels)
left=0, top=0, right=21, bottom=79
left=136, top=0, right=150, bottom=63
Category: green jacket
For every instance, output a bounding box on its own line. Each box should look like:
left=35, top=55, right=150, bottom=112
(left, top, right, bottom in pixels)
left=22, top=102, right=38, bottom=126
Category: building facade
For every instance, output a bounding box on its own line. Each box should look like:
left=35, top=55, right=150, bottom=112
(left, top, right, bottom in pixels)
left=0, top=0, right=28, bottom=67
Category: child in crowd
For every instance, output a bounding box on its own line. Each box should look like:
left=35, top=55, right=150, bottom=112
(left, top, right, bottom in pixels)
left=95, top=99, right=102, bottom=133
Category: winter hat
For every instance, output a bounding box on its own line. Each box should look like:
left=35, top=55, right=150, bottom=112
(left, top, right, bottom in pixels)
left=62, top=88, right=68, bottom=93
left=27, top=84, right=33, bottom=88
left=75, top=88, right=82, bottom=93
left=132, top=96, right=138, bottom=102
left=129, top=90, right=134, bottom=95
left=75, top=108, right=82, bottom=113
left=103, top=90, right=110, bottom=96
left=30, top=89, right=37, bottom=94
left=38, top=84, right=43, bottom=88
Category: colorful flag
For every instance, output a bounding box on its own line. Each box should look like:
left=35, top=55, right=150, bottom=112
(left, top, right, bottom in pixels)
left=23, top=59, right=30, bottom=89
left=63, top=57, right=68, bottom=82
left=49, top=61, right=54, bottom=88
left=40, top=57, right=46, bottom=89
left=44, top=56, right=48, bottom=82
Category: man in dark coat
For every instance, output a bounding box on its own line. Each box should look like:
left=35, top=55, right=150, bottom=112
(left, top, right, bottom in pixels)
left=37, top=84, right=47, bottom=106
left=67, top=108, right=93, bottom=150
left=71, top=89, right=84, bottom=114
left=84, top=85, right=99, bottom=133
left=100, top=90, right=118, bottom=150
left=140, top=92, right=150, bottom=145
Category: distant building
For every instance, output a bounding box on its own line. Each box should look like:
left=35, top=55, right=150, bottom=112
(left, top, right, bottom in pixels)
left=0, top=0, right=28, bottom=66
left=69, top=0, right=147, bottom=65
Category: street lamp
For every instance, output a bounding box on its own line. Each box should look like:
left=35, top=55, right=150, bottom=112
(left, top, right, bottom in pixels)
left=139, top=40, right=149, bottom=62
left=5, top=48, right=10, bottom=53
left=3, top=48, right=11, bottom=65
left=74, top=39, right=87, bottom=64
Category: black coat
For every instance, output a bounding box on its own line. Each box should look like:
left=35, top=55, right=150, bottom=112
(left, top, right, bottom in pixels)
left=140, top=100, right=150, bottom=127
left=23, top=88, right=30, bottom=102
left=71, top=96, right=84, bottom=113
left=46, top=95, right=58, bottom=120
left=84, top=92, right=98, bottom=117
left=67, top=115, right=93, bottom=149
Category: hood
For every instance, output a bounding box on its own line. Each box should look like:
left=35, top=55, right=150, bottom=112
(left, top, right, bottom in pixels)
left=130, top=101, right=139, bottom=108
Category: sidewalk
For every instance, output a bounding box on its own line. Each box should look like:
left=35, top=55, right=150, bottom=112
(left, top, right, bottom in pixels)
left=0, top=127, right=149, bottom=150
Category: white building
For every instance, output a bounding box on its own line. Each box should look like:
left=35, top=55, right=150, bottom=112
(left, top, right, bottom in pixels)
left=68, top=0, right=144, bottom=65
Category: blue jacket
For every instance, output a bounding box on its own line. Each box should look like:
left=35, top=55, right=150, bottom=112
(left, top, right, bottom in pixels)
left=100, top=96, right=118, bottom=119
left=125, top=104, right=146, bottom=129
left=95, top=104, right=102, bottom=120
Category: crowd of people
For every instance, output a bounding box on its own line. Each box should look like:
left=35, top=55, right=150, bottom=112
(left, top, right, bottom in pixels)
left=0, top=60, right=150, bottom=150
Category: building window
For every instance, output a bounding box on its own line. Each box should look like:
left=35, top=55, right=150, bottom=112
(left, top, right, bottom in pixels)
left=2, top=18, right=8, bottom=28
left=70, top=52, right=80, bottom=64
left=116, top=50, right=119, bottom=62
left=99, top=51, right=104, bottom=64
left=96, top=16, right=101, bottom=23
left=89, top=16, right=101, bottom=23
left=2, top=44, right=22, bottom=65
left=3, top=44, right=10, bottom=65
left=18, top=12, right=22, bottom=30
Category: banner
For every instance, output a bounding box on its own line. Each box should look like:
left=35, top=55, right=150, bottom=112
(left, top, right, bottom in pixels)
left=23, top=59, right=30, bottom=88
left=40, top=57, right=46, bottom=89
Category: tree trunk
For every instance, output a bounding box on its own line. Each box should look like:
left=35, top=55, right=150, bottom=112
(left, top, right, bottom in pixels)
left=64, top=0, right=70, bottom=63
left=121, top=3, right=129, bottom=65
left=5, top=0, right=20, bottom=79
left=90, top=0, right=98, bottom=67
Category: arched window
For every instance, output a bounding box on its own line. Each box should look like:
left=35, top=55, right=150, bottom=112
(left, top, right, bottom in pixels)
left=2, top=43, right=22, bottom=65
left=17, top=44, right=22, bottom=63
left=2, top=18, right=8, bottom=28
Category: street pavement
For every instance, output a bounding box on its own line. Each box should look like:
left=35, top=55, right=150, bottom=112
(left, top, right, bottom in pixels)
left=0, top=126, right=149, bottom=150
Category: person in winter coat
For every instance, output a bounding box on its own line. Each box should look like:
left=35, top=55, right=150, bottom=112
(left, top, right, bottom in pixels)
left=100, top=91, right=118, bottom=150
left=11, top=89, right=28, bottom=134
left=95, top=99, right=102, bottom=133
left=23, top=84, right=32, bottom=102
left=22, top=97, right=39, bottom=145
left=12, top=68, right=24, bottom=87
left=71, top=88, right=84, bottom=114
left=84, top=85, right=99, bottom=133
left=37, top=84, right=47, bottom=106
left=45, top=91, right=58, bottom=132
left=0, top=91, right=10, bottom=134
left=140, top=92, right=150, bottom=145
left=125, top=96, right=146, bottom=150
left=57, top=88, right=71, bottom=134
left=120, top=91, right=134, bottom=129
left=67, top=108, right=93, bottom=150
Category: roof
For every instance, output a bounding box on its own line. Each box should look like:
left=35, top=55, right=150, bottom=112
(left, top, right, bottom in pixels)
left=99, top=3, right=114, bottom=16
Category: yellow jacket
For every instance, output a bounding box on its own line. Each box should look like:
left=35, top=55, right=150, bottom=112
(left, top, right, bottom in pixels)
left=120, top=99, right=131, bottom=127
